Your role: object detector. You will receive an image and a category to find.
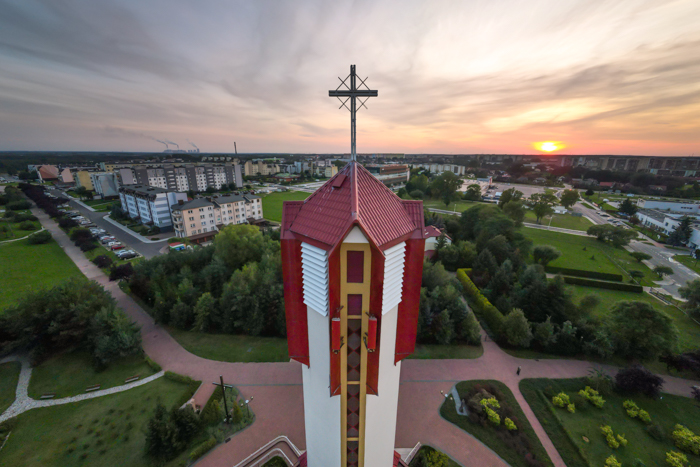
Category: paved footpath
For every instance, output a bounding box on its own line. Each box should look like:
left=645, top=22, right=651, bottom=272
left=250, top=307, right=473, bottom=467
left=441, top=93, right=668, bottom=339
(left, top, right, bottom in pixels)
left=19, top=206, right=700, bottom=467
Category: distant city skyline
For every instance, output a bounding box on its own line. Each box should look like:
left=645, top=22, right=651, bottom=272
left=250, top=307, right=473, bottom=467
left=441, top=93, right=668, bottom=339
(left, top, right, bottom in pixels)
left=0, top=0, right=698, bottom=156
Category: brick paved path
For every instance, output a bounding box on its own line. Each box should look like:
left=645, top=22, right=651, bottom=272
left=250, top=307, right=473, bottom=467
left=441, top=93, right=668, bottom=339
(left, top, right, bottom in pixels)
left=26, top=207, right=700, bottom=467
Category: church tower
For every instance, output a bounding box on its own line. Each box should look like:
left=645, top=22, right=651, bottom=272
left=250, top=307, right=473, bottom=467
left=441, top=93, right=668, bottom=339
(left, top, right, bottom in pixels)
left=281, top=162, right=426, bottom=467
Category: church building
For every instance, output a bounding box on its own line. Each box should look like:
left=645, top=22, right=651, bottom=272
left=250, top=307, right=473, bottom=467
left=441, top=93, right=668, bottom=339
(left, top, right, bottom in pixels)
left=281, top=161, right=426, bottom=467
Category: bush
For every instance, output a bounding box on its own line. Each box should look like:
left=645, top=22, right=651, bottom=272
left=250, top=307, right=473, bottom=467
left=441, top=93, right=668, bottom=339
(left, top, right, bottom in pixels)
left=504, top=417, right=517, bottom=430
left=561, top=276, right=643, bottom=293
left=579, top=386, right=605, bottom=408
left=666, top=451, right=689, bottom=467
left=18, top=220, right=35, bottom=230
left=189, top=437, right=216, bottom=461
left=7, top=200, right=31, bottom=210
left=457, top=269, right=504, bottom=339
left=79, top=241, right=98, bottom=252
left=145, top=356, right=162, bottom=372
left=544, top=266, right=622, bottom=282
left=672, top=425, right=700, bottom=456
left=623, top=400, right=651, bottom=423
left=606, top=455, right=622, bottom=467
left=27, top=229, right=52, bottom=244
left=13, top=213, right=37, bottom=222
left=109, top=263, right=134, bottom=281
left=646, top=423, right=666, bottom=441
left=615, top=366, right=664, bottom=398
left=92, top=255, right=113, bottom=269
left=58, top=217, right=78, bottom=229
left=200, top=387, right=224, bottom=426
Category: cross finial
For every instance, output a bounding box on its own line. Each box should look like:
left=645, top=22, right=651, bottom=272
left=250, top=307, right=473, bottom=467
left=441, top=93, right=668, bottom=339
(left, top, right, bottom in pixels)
left=329, top=65, right=378, bottom=161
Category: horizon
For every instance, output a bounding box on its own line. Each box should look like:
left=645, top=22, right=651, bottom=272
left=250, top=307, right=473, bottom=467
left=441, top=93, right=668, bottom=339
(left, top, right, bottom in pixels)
left=0, top=0, right=699, bottom=156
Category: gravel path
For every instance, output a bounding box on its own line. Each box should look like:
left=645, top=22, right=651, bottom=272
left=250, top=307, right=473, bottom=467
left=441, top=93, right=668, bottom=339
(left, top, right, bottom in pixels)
left=0, top=355, right=164, bottom=423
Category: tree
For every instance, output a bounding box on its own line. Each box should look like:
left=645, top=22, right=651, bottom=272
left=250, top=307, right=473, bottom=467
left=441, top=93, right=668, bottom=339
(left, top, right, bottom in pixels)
left=629, top=252, right=652, bottom=263
left=560, top=189, right=580, bottom=209
left=464, top=184, right=482, bottom=201
left=214, top=224, right=273, bottom=271
left=679, top=279, right=700, bottom=320
left=145, top=402, right=202, bottom=464
left=27, top=230, right=52, bottom=244
left=533, top=245, right=561, bottom=266
left=586, top=225, right=637, bottom=247
left=534, top=316, right=557, bottom=349
left=430, top=172, right=462, bottom=207
left=498, top=188, right=523, bottom=208
left=502, top=308, right=533, bottom=348
left=397, top=187, right=408, bottom=198
left=608, top=301, right=679, bottom=361
left=615, top=365, right=664, bottom=398
left=585, top=188, right=595, bottom=197
left=501, top=201, right=525, bottom=227
left=654, top=266, right=674, bottom=278
left=193, top=292, right=216, bottom=332
left=527, top=193, right=558, bottom=223
left=409, top=189, right=424, bottom=199
left=618, top=198, right=638, bottom=216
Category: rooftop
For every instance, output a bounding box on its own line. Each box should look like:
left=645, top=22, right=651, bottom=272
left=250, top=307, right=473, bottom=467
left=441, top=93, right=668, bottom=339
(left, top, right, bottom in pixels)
left=120, top=185, right=175, bottom=195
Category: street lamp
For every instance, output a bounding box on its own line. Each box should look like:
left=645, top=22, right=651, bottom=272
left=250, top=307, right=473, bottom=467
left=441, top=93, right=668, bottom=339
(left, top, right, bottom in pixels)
left=241, top=396, right=254, bottom=418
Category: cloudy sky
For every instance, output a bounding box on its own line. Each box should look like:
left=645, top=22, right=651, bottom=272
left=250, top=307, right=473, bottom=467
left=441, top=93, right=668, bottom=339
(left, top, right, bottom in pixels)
left=0, top=0, right=698, bottom=155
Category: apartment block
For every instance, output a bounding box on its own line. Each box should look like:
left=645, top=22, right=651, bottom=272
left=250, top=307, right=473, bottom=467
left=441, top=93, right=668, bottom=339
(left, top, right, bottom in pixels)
left=244, top=160, right=280, bottom=176
left=115, top=163, right=242, bottom=193
left=118, top=185, right=188, bottom=231
left=90, top=172, right=120, bottom=198
left=171, top=193, right=263, bottom=240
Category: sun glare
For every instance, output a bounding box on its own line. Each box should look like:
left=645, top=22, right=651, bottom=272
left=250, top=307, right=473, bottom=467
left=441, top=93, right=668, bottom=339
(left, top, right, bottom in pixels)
left=533, top=141, right=565, bottom=153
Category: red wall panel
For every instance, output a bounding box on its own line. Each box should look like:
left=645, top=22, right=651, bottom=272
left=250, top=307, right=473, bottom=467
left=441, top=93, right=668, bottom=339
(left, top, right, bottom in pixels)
left=346, top=250, right=365, bottom=283
left=366, top=244, right=385, bottom=395
left=395, top=238, right=425, bottom=364
left=329, top=249, right=342, bottom=397
left=281, top=239, right=309, bottom=366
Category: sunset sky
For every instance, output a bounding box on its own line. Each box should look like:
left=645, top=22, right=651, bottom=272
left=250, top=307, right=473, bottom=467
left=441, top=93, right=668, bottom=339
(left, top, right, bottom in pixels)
left=0, top=0, right=698, bottom=155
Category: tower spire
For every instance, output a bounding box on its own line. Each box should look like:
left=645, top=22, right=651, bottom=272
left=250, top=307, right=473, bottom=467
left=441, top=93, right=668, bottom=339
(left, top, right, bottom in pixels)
left=329, top=65, right=378, bottom=161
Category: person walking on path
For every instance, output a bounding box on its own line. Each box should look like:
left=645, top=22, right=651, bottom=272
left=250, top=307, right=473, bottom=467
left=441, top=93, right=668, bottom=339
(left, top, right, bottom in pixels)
left=517, top=366, right=521, bottom=376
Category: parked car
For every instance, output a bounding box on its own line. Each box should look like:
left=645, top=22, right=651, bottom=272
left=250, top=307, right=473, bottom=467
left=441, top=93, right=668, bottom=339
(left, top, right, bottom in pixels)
left=116, top=250, right=138, bottom=259
left=100, top=237, right=116, bottom=244
left=110, top=244, right=125, bottom=251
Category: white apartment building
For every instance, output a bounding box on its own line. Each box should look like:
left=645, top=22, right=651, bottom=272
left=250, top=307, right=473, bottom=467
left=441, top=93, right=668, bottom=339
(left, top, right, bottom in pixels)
left=171, top=193, right=264, bottom=240
left=637, top=199, right=700, bottom=215
left=118, top=185, right=188, bottom=231
left=414, top=163, right=466, bottom=176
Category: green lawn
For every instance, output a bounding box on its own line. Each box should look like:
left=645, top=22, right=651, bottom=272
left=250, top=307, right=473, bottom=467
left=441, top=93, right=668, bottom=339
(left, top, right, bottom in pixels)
left=408, top=344, right=483, bottom=359
left=166, top=327, right=290, bottom=363
left=28, top=351, right=156, bottom=399
left=673, top=254, right=700, bottom=275
left=580, top=202, right=596, bottom=210
left=522, top=228, right=656, bottom=285
left=260, top=191, right=311, bottom=222
left=440, top=380, right=553, bottom=467
left=0, top=377, right=197, bottom=467
left=0, top=220, right=41, bottom=240
left=566, top=284, right=700, bottom=351
left=0, top=238, right=82, bottom=311
left=0, top=361, right=21, bottom=414
left=422, top=199, right=482, bottom=213
left=520, top=378, right=700, bottom=467
left=524, top=211, right=594, bottom=231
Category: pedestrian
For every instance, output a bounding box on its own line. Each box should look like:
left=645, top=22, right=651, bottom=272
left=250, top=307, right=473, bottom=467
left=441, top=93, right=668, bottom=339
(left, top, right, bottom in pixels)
left=516, top=366, right=521, bottom=376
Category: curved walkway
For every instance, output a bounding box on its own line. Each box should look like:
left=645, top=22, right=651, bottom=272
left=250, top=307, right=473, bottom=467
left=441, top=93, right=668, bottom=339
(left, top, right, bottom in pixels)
left=0, top=355, right=164, bottom=423
left=13, top=206, right=700, bottom=467
left=0, top=227, right=45, bottom=244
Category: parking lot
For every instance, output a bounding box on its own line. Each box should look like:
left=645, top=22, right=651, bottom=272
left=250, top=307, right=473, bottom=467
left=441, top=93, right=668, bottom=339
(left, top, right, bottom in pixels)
left=60, top=209, right=142, bottom=261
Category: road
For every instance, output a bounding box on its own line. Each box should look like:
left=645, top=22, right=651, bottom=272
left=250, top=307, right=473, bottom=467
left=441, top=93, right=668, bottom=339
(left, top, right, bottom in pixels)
left=49, top=187, right=166, bottom=259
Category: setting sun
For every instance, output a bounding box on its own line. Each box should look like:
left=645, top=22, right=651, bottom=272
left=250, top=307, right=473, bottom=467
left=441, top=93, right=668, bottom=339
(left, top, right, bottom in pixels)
left=533, top=141, right=565, bottom=153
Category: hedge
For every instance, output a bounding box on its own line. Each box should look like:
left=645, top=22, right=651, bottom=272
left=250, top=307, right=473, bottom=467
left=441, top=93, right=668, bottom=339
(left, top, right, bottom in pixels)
left=545, top=266, right=622, bottom=282
left=457, top=269, right=503, bottom=338
left=164, top=371, right=201, bottom=408
left=189, top=437, right=217, bottom=461
left=561, top=276, right=643, bottom=293
left=200, top=386, right=224, bottom=426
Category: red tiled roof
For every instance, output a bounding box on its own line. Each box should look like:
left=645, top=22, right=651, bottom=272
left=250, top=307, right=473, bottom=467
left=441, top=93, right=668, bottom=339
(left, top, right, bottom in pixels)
left=287, top=162, right=420, bottom=251
left=38, top=165, right=59, bottom=180
left=424, top=225, right=451, bottom=240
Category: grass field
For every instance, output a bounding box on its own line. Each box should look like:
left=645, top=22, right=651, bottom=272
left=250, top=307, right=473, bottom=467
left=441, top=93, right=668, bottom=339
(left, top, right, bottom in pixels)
left=580, top=202, right=596, bottom=210
left=524, top=211, right=594, bottom=231
left=520, top=378, right=700, bottom=467
left=0, top=361, right=21, bottom=414
left=673, top=254, right=700, bottom=275
left=0, top=238, right=82, bottom=311
left=260, top=191, right=311, bottom=222
left=0, top=377, right=197, bottom=467
left=567, top=284, right=700, bottom=351
left=166, top=327, right=290, bottom=362
left=422, top=199, right=482, bottom=213
left=440, top=380, right=553, bottom=467
left=28, top=351, right=156, bottom=399
left=522, top=228, right=657, bottom=286
left=409, top=343, right=483, bottom=359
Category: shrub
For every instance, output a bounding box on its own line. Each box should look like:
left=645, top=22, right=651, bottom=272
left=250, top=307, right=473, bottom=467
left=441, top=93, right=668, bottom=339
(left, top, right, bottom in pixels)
left=672, top=425, right=700, bottom=455
left=544, top=266, right=622, bottom=282
left=457, top=269, right=504, bottom=339
left=110, top=263, right=134, bottom=281
left=80, top=241, right=98, bottom=252
left=666, top=451, right=689, bottom=467
left=200, top=387, right=224, bottom=426
left=58, top=217, right=78, bottom=229
left=27, top=230, right=52, bottom=244
left=579, top=386, right=605, bottom=408
left=7, top=200, right=31, bottom=210
left=615, top=366, right=664, bottom=398
left=144, top=356, right=162, bottom=372
left=18, top=220, right=35, bottom=230
left=605, top=455, right=622, bottom=467
left=189, top=437, right=217, bottom=461
left=552, top=392, right=571, bottom=408
left=561, top=276, right=643, bottom=293
left=623, top=400, right=651, bottom=423
left=647, top=423, right=666, bottom=441
left=567, top=404, right=575, bottom=413
left=480, top=397, right=501, bottom=425
left=504, top=417, right=517, bottom=430
left=92, top=255, right=113, bottom=269
left=600, top=425, right=623, bottom=449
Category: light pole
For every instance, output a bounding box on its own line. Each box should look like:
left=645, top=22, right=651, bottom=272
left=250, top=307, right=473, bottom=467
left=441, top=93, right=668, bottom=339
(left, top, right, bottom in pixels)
left=241, top=396, right=254, bottom=418
left=548, top=214, right=553, bottom=230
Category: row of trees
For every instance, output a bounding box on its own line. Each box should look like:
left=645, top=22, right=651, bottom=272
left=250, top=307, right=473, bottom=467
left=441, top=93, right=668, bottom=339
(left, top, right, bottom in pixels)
left=0, top=277, right=142, bottom=368
left=128, top=224, right=286, bottom=337
left=429, top=203, right=681, bottom=361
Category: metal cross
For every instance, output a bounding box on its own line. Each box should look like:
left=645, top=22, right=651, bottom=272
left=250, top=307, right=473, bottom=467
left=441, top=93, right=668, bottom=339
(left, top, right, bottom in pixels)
left=329, top=65, right=378, bottom=161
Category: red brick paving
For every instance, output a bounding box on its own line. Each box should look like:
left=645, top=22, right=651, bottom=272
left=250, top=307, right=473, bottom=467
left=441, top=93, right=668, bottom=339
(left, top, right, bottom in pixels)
left=35, top=208, right=700, bottom=467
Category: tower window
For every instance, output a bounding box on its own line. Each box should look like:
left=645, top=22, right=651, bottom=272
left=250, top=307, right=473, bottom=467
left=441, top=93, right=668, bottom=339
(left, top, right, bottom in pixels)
left=347, top=251, right=364, bottom=283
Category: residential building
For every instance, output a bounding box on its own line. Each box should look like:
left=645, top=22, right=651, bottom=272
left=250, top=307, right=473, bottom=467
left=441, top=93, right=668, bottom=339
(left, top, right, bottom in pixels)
left=59, top=168, right=74, bottom=184
left=413, top=163, right=466, bottom=176
left=637, top=199, right=700, bottom=215
left=90, top=172, right=120, bottom=198
left=560, top=155, right=700, bottom=177
left=110, top=162, right=243, bottom=192
left=118, top=185, right=188, bottom=231
left=171, top=193, right=263, bottom=241
left=244, top=160, right=280, bottom=176
left=74, top=170, right=95, bottom=191
left=36, top=165, right=59, bottom=182
left=424, top=225, right=451, bottom=259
